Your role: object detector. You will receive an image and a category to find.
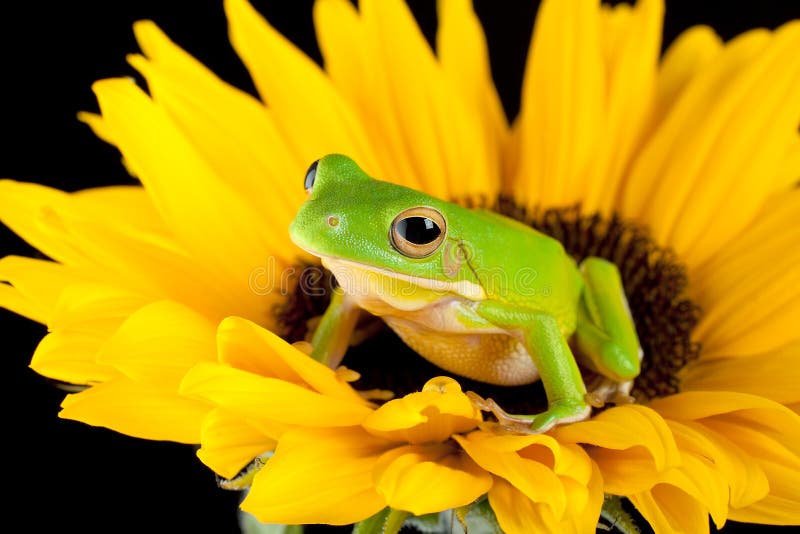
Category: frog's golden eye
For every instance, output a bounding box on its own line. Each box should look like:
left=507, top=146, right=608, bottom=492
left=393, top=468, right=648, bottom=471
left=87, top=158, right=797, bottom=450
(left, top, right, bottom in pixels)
left=304, top=159, right=319, bottom=193
left=390, top=207, right=446, bottom=258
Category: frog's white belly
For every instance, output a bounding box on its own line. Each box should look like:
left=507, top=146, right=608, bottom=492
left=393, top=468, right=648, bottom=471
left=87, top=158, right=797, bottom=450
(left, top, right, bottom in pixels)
left=364, top=297, right=539, bottom=386
left=322, top=256, right=539, bottom=385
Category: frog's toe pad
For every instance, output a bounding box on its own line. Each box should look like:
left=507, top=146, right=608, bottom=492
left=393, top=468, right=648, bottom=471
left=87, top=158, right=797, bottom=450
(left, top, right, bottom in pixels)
left=467, top=392, right=590, bottom=435
left=529, top=401, right=592, bottom=433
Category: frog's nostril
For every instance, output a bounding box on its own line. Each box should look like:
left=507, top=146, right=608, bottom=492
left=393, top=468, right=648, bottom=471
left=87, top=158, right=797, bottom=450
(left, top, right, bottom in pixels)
left=327, top=215, right=339, bottom=227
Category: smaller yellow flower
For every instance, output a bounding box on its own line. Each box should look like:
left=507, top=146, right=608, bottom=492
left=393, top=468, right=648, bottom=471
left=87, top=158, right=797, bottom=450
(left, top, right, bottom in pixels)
left=182, top=318, right=604, bottom=531
left=180, top=316, right=372, bottom=478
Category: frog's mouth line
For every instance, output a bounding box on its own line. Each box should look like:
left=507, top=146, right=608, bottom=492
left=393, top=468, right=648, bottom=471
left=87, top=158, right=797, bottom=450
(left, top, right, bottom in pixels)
left=291, top=242, right=487, bottom=301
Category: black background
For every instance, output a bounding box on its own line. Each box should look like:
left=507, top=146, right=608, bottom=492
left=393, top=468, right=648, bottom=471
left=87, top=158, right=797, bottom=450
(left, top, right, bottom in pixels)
left=1, top=1, right=799, bottom=532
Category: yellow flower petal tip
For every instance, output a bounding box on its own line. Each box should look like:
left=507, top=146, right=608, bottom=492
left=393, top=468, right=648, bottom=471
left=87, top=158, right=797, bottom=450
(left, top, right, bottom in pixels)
left=421, top=376, right=464, bottom=394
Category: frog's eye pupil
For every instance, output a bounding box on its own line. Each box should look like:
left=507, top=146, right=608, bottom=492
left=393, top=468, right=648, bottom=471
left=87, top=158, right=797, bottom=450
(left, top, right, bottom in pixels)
left=395, top=217, right=441, bottom=245
left=390, top=207, right=446, bottom=258
left=304, top=160, right=319, bottom=192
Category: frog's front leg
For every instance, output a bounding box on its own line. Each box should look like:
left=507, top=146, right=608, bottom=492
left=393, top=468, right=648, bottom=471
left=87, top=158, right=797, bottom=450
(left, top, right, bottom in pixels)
left=574, top=257, right=642, bottom=404
left=309, top=290, right=361, bottom=368
left=474, top=301, right=591, bottom=433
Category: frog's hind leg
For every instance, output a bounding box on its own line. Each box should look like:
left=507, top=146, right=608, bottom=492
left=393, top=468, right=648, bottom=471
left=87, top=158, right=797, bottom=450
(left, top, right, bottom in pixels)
left=474, top=302, right=591, bottom=433
left=574, top=257, right=642, bottom=405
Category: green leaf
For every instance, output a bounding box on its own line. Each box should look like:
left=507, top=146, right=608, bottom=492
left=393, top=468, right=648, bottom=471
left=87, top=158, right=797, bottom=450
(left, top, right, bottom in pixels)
left=600, top=495, right=640, bottom=534
left=403, top=513, right=442, bottom=533
left=463, top=498, right=502, bottom=534
left=404, top=499, right=501, bottom=534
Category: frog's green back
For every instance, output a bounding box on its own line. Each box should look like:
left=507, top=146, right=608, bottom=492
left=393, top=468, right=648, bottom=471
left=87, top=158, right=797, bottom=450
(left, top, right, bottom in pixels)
left=447, top=204, right=582, bottom=316
left=289, top=154, right=582, bottom=318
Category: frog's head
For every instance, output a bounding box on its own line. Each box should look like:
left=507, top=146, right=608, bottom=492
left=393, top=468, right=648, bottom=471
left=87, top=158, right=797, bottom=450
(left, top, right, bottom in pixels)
left=289, top=154, right=484, bottom=299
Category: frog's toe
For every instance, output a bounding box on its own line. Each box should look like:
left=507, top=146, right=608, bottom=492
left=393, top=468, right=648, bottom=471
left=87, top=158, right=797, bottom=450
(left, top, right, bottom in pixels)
left=468, top=392, right=591, bottom=434
left=529, top=400, right=591, bottom=433
left=586, top=376, right=636, bottom=408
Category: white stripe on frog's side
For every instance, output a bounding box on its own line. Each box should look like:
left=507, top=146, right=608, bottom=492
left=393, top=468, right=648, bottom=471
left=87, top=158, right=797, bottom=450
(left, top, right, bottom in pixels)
left=319, top=256, right=487, bottom=301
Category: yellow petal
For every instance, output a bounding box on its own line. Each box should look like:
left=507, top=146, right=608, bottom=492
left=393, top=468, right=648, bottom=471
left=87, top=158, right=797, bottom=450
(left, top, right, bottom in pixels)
left=129, top=21, right=306, bottom=241
left=96, top=300, right=216, bottom=387
left=49, top=283, right=149, bottom=334
left=0, top=181, right=168, bottom=272
left=730, top=477, right=800, bottom=525
left=217, top=316, right=366, bottom=404
left=225, top=0, right=379, bottom=176
left=630, top=484, right=711, bottom=534
left=0, top=181, right=83, bottom=265
left=488, top=478, right=561, bottom=534
left=777, top=134, right=800, bottom=187
left=29, top=283, right=149, bottom=384
left=436, top=0, right=504, bottom=198
left=659, top=447, right=729, bottom=528
left=553, top=404, right=680, bottom=470
left=77, top=111, right=116, bottom=146
left=0, top=255, right=88, bottom=323
left=373, top=443, right=492, bottom=515
left=650, top=25, right=723, bottom=130
left=363, top=377, right=481, bottom=444
left=620, top=27, right=770, bottom=224
left=690, top=189, right=800, bottom=358
left=455, top=431, right=567, bottom=518
left=180, top=362, right=373, bottom=428
left=622, top=22, right=800, bottom=266
left=242, top=426, right=387, bottom=525
left=588, top=0, right=663, bottom=213
left=358, top=0, right=496, bottom=199
left=312, top=0, right=419, bottom=191
left=313, top=0, right=365, bottom=105
left=651, top=390, right=800, bottom=521
left=196, top=408, right=276, bottom=479
left=60, top=377, right=209, bottom=443
left=0, top=177, right=254, bottom=323
left=552, top=405, right=680, bottom=495
left=510, top=0, right=605, bottom=210
left=30, top=330, right=119, bottom=385
left=573, top=461, right=605, bottom=534
left=704, top=419, right=800, bottom=525
left=680, top=341, right=800, bottom=406
left=53, top=213, right=245, bottom=324
left=671, top=420, right=768, bottom=509
left=650, top=391, right=800, bottom=452
left=92, top=77, right=289, bottom=321
left=437, top=0, right=507, bottom=181
left=0, top=284, right=40, bottom=322
left=70, top=185, right=167, bottom=236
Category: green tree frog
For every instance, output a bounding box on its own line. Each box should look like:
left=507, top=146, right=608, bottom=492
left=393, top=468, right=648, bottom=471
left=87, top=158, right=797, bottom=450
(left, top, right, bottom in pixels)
left=289, top=154, right=642, bottom=432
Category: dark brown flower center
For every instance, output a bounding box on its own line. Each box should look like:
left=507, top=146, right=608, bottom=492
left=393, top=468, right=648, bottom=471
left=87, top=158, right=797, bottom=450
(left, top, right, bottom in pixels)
left=276, top=199, right=700, bottom=410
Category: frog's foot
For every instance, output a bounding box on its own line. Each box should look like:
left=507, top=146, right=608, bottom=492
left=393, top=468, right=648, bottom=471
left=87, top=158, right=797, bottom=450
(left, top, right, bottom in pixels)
left=467, top=392, right=591, bottom=434
left=528, top=400, right=592, bottom=433
left=585, top=376, right=635, bottom=408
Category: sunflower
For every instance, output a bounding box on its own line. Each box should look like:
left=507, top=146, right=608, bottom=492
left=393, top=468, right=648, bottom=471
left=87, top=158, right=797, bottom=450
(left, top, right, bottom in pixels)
left=3, top=0, right=800, bottom=532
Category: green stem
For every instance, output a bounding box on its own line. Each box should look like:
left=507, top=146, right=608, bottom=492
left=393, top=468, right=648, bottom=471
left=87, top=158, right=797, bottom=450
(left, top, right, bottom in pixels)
left=383, top=509, right=410, bottom=534
left=352, top=508, right=409, bottom=534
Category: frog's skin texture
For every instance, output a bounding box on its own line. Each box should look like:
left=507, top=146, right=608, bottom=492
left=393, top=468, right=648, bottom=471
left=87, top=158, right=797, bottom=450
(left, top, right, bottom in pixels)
left=289, top=155, right=642, bottom=432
